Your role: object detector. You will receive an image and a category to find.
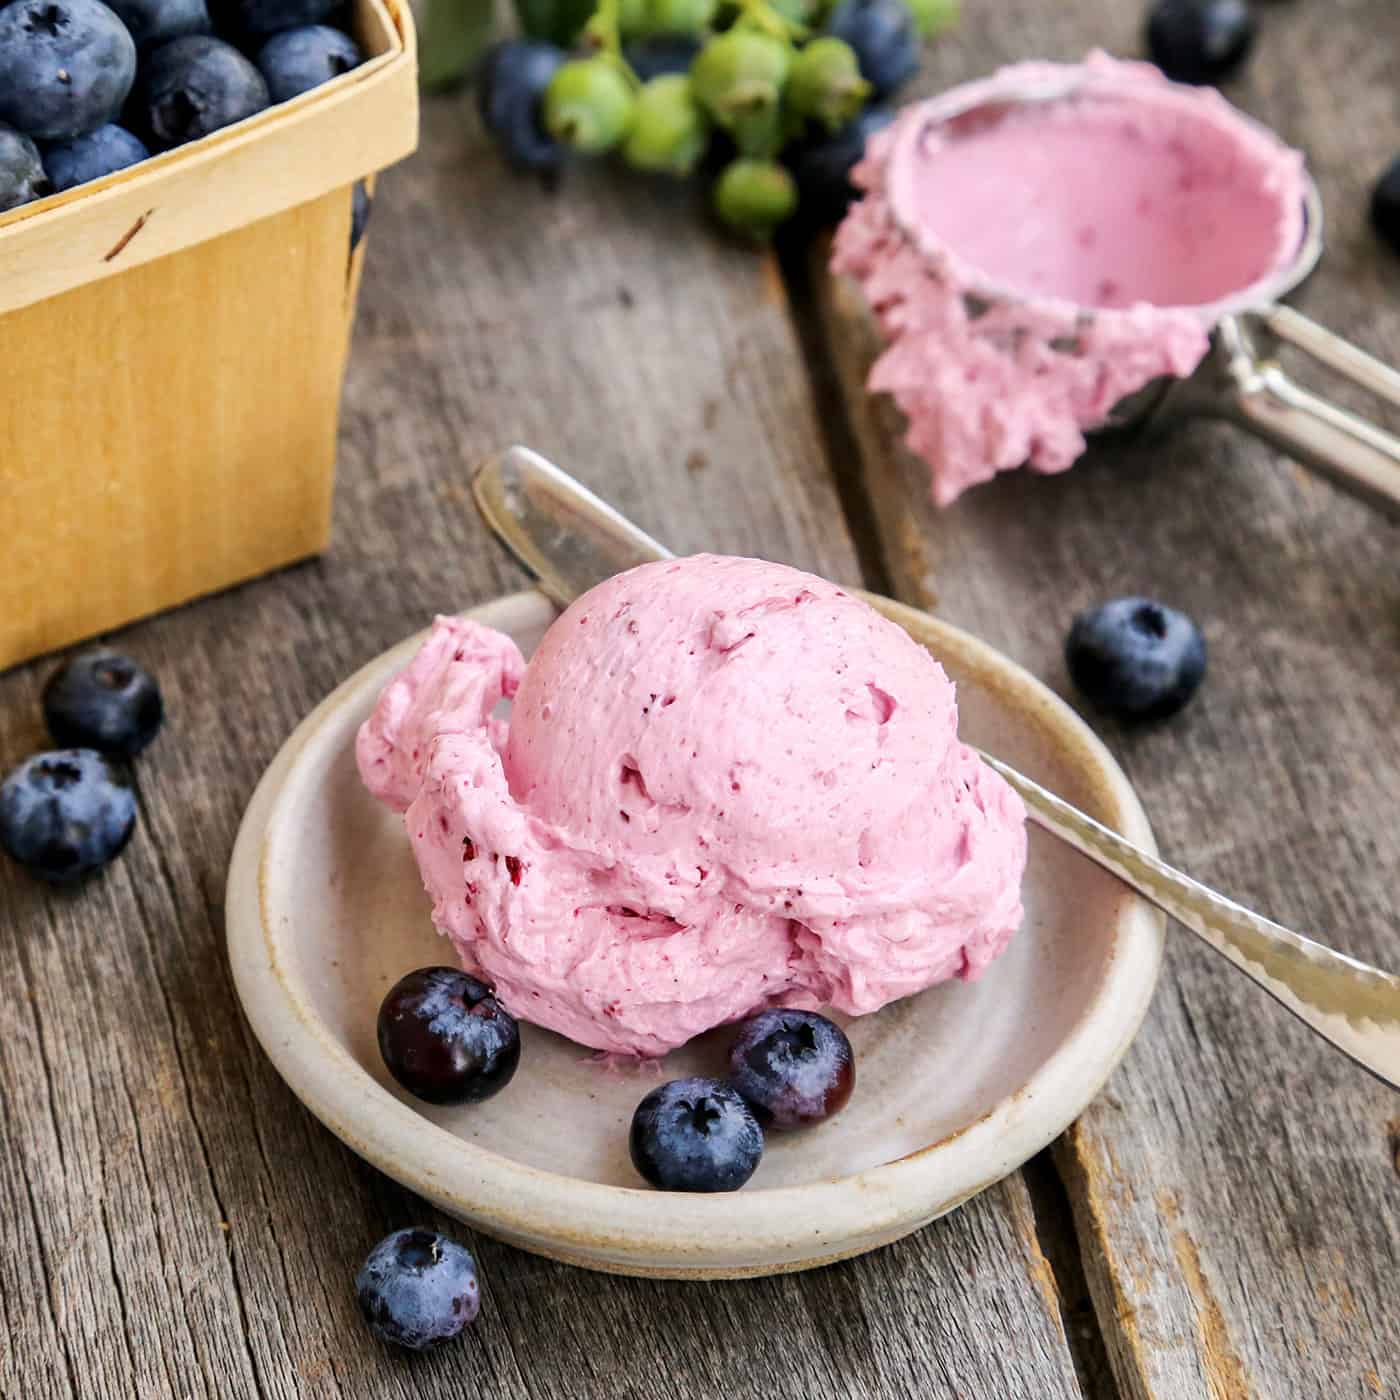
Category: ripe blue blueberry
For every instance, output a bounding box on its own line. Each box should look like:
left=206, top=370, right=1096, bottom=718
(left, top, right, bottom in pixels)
left=226, top=0, right=337, bottom=39
left=106, top=0, right=209, bottom=51
left=1146, top=0, right=1255, bottom=86
left=630, top=1077, right=764, bottom=1191
left=1066, top=597, right=1207, bottom=720
left=823, top=0, right=918, bottom=101
left=255, top=24, right=361, bottom=102
left=784, top=103, right=891, bottom=226
left=727, top=1010, right=855, bottom=1129
left=622, top=33, right=701, bottom=82
left=0, top=0, right=138, bottom=143
left=350, top=178, right=371, bottom=251
left=0, top=750, right=136, bottom=884
left=378, top=966, right=521, bottom=1105
left=43, top=122, right=147, bottom=189
left=132, top=36, right=269, bottom=149
left=355, top=1228, right=480, bottom=1351
left=0, top=124, right=52, bottom=210
left=1371, top=157, right=1400, bottom=258
left=478, top=39, right=567, bottom=174
left=42, top=648, right=164, bottom=756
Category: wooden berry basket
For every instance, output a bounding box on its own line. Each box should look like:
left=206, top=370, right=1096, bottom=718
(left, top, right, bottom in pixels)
left=0, top=0, right=418, bottom=671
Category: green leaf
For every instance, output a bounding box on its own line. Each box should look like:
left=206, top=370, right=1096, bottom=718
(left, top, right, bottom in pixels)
left=419, top=0, right=497, bottom=93
left=512, top=0, right=600, bottom=47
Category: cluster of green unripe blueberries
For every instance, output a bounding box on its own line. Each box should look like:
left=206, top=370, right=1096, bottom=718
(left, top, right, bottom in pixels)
left=478, top=0, right=959, bottom=239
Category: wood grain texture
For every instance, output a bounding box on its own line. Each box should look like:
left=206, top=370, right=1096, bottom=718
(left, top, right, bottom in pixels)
left=812, top=2, right=1400, bottom=1396
left=0, top=97, right=1090, bottom=1398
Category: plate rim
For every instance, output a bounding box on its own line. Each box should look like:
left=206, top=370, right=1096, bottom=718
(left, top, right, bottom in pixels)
left=227, top=588, right=1165, bottom=1277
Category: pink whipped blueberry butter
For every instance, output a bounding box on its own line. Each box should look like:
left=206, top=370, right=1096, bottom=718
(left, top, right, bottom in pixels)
left=358, top=555, right=1027, bottom=1057
left=833, top=51, right=1308, bottom=505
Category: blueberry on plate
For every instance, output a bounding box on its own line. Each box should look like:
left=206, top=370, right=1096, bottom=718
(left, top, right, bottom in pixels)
left=478, top=39, right=567, bottom=174
left=1066, top=596, right=1207, bottom=720
left=378, top=966, right=521, bottom=1105
left=630, top=1077, right=764, bottom=1191
left=622, top=33, right=702, bottom=82
left=0, top=750, right=136, bottom=883
left=1146, top=0, right=1255, bottom=86
left=349, top=178, right=371, bottom=251
left=823, top=0, right=919, bottom=101
left=106, top=0, right=210, bottom=51
left=255, top=24, right=361, bottom=103
left=356, top=1228, right=480, bottom=1351
left=42, top=123, right=149, bottom=190
left=42, top=648, right=164, bottom=756
left=0, top=124, right=53, bottom=211
left=0, top=0, right=138, bottom=143
left=132, top=35, right=270, bottom=149
left=1371, top=156, right=1400, bottom=258
left=785, top=103, right=891, bottom=227
left=727, top=1009, right=855, bottom=1129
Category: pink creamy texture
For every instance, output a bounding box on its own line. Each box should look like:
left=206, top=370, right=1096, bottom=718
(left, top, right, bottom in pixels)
left=832, top=52, right=1307, bottom=505
left=358, top=555, right=1027, bottom=1057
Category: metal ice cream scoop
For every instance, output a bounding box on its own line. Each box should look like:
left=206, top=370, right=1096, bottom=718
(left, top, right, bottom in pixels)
left=893, top=76, right=1400, bottom=518
left=474, top=445, right=1400, bottom=1090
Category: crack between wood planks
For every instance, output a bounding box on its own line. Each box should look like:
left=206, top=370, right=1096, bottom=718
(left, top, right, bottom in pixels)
left=18, top=1170, right=81, bottom=1398
left=772, top=237, right=897, bottom=597
left=1022, top=1149, right=1122, bottom=1400
left=125, top=782, right=273, bottom=1400
left=97, top=1193, right=144, bottom=1386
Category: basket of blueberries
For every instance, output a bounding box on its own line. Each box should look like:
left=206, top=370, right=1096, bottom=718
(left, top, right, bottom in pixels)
left=0, top=0, right=416, bottom=671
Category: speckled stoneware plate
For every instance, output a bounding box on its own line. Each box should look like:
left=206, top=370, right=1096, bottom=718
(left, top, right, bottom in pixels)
left=226, top=589, right=1164, bottom=1279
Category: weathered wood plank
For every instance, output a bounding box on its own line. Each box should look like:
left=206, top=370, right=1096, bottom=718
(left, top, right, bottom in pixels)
left=0, top=95, right=1089, bottom=1398
left=813, top=2, right=1400, bottom=1396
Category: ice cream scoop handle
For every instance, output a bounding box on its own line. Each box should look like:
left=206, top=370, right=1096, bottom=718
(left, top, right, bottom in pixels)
left=980, top=751, right=1400, bottom=1091
left=1209, top=312, right=1400, bottom=520
left=473, top=445, right=1400, bottom=1091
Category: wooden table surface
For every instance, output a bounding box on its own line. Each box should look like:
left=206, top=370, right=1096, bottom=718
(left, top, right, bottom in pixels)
left=3, top=2, right=1399, bottom=1396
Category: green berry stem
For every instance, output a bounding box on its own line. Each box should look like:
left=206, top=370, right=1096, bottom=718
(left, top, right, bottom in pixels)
left=733, top=0, right=806, bottom=42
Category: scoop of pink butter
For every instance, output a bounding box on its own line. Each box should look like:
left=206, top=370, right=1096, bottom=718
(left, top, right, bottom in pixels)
left=358, top=555, right=1027, bottom=1057
left=833, top=51, right=1307, bottom=505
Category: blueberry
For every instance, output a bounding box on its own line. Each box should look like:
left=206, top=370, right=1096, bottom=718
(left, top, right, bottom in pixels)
left=1371, top=156, right=1400, bottom=258
left=629, top=1077, right=763, bottom=1191
left=543, top=56, right=635, bottom=155
left=0, top=123, right=53, bottom=210
left=106, top=0, right=209, bottom=51
left=478, top=39, right=566, bottom=174
left=621, top=74, right=709, bottom=177
left=784, top=104, right=892, bottom=226
left=378, top=966, right=520, bottom=1105
left=349, top=178, right=371, bottom=251
left=0, top=750, right=136, bottom=883
left=712, top=157, right=796, bottom=240
left=42, top=123, right=148, bottom=190
left=622, top=33, right=700, bottom=82
left=1146, top=0, right=1255, bottom=86
left=42, top=648, right=164, bottom=756
left=131, top=36, right=270, bottom=149
left=255, top=24, right=361, bottom=102
left=355, top=1228, right=480, bottom=1351
left=727, top=1010, right=855, bottom=1129
left=0, top=0, right=138, bottom=142
left=1066, top=597, right=1207, bottom=720
left=823, top=0, right=918, bottom=101
left=225, top=0, right=337, bottom=39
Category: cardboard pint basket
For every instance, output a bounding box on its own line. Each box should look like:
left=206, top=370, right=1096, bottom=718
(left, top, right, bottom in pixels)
left=0, top=0, right=418, bottom=670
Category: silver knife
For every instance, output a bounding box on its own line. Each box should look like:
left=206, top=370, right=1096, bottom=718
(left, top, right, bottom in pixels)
left=473, top=444, right=1400, bottom=1091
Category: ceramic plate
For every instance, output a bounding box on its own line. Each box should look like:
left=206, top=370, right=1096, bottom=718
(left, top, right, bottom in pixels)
left=226, top=589, right=1164, bottom=1278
